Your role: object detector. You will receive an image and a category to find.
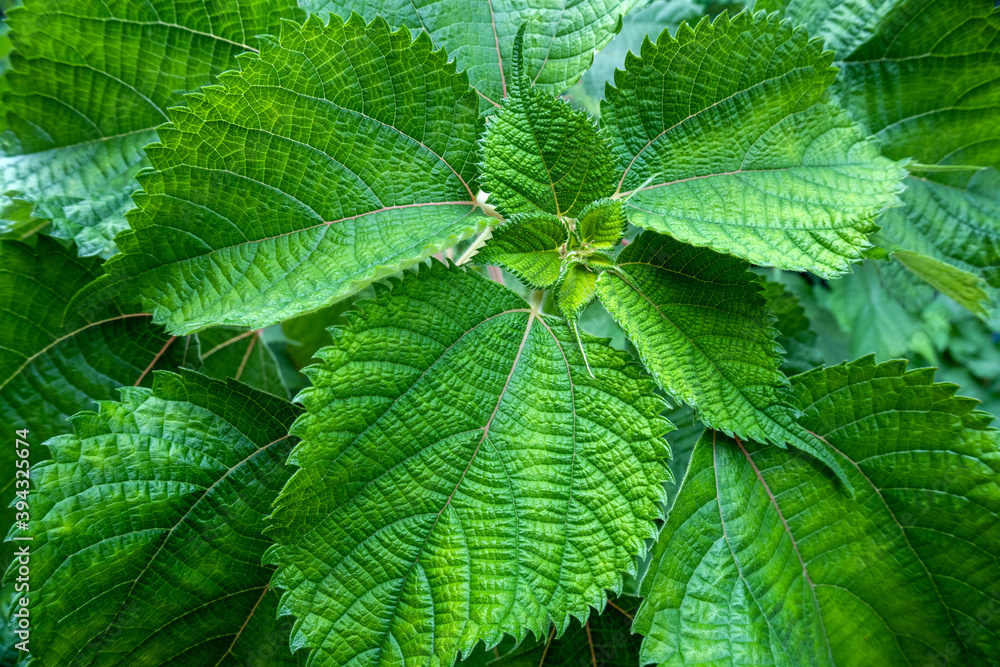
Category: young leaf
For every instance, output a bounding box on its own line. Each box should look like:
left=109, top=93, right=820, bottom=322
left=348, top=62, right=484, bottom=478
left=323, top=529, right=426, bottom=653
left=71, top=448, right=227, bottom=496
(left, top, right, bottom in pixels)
left=634, top=357, right=1000, bottom=665
left=0, top=0, right=303, bottom=256
left=601, top=10, right=906, bottom=277
left=477, top=214, right=570, bottom=289
left=4, top=370, right=302, bottom=665
left=596, top=231, right=851, bottom=488
left=105, top=14, right=489, bottom=335
left=482, top=27, right=617, bottom=217
left=266, top=262, right=672, bottom=665
left=577, top=199, right=627, bottom=249
left=298, top=0, right=641, bottom=108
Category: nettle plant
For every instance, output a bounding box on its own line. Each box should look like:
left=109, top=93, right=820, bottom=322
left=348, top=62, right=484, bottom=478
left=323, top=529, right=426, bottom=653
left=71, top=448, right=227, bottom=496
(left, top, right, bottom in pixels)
left=1, top=0, right=999, bottom=665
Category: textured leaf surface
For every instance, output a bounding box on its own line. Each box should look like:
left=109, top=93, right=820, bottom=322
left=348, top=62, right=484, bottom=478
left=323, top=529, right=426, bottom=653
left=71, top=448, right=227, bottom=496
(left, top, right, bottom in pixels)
left=635, top=357, right=1000, bottom=665
left=298, top=0, right=640, bottom=108
left=460, top=597, right=642, bottom=665
left=0, top=0, right=302, bottom=256
left=601, top=11, right=906, bottom=276
left=596, top=231, right=849, bottom=485
left=5, top=370, right=301, bottom=666
left=578, top=199, right=627, bottom=249
left=482, top=28, right=617, bottom=217
left=477, top=214, right=569, bottom=289
left=194, top=328, right=291, bottom=399
left=266, top=263, right=672, bottom=665
left=105, top=14, right=489, bottom=335
left=765, top=0, right=1000, bottom=294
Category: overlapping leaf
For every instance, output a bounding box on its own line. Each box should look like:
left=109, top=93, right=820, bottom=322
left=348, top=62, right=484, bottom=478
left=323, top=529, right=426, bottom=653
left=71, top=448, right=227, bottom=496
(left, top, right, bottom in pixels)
left=601, top=10, right=906, bottom=277
left=266, top=262, right=672, bottom=665
left=0, top=0, right=303, bottom=256
left=460, top=597, right=642, bottom=666
left=758, top=278, right=824, bottom=376
left=596, top=231, right=849, bottom=486
left=478, top=214, right=569, bottom=289
left=762, top=0, right=1000, bottom=301
left=4, top=370, right=302, bottom=666
left=635, top=357, right=1000, bottom=665
left=103, top=14, right=489, bottom=335
left=482, top=27, right=617, bottom=217
left=298, top=0, right=641, bottom=108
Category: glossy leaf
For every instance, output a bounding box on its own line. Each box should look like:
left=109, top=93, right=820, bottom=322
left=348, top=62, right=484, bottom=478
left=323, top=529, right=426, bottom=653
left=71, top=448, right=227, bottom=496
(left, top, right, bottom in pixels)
left=596, top=231, right=850, bottom=487
left=266, top=262, right=672, bottom=665
left=105, top=14, right=489, bottom=335
left=601, top=10, right=906, bottom=277
left=4, top=370, right=302, bottom=665
left=635, top=356, right=1000, bottom=665
left=0, top=0, right=303, bottom=256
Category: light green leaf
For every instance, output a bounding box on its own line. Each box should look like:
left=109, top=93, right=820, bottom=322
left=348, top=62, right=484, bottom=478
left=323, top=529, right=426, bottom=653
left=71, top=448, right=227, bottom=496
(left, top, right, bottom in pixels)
left=459, top=597, right=642, bottom=666
left=894, top=250, right=991, bottom=317
left=601, top=10, right=906, bottom=277
left=0, top=0, right=303, bottom=256
left=578, top=198, right=627, bottom=249
left=4, top=370, right=302, bottom=666
left=477, top=214, right=570, bottom=289
left=482, top=27, right=617, bottom=217
left=298, top=0, right=641, bottom=108
left=764, top=0, right=1000, bottom=299
left=634, top=356, right=1000, bottom=665
left=558, top=263, right=599, bottom=321
left=596, top=231, right=851, bottom=488
left=266, top=262, right=672, bottom=665
left=104, top=14, right=489, bottom=335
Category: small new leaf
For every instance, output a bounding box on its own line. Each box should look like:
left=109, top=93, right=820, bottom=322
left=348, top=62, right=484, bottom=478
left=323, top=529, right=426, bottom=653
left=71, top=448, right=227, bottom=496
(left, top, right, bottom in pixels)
left=596, top=231, right=851, bottom=489
left=266, top=263, right=672, bottom=665
left=578, top=198, right=627, bottom=249
left=481, top=26, right=618, bottom=218
left=477, top=214, right=570, bottom=289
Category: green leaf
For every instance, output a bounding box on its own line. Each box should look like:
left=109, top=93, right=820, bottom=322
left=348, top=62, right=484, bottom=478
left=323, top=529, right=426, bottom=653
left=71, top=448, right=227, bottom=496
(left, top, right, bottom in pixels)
left=460, top=597, right=642, bottom=665
left=558, top=263, right=599, bottom=321
left=193, top=327, right=291, bottom=399
left=0, top=0, right=303, bottom=256
left=764, top=0, right=1000, bottom=298
left=877, top=170, right=1000, bottom=291
left=634, top=356, right=1000, bottom=665
left=266, top=262, right=672, bottom=665
left=578, top=198, right=627, bottom=249
left=103, top=14, right=489, bottom=335
left=893, top=250, right=991, bottom=318
left=596, top=231, right=851, bottom=488
left=298, top=0, right=641, bottom=108
left=4, top=370, right=302, bottom=665
left=0, top=238, right=185, bottom=528
left=600, top=10, right=906, bottom=277
left=477, top=214, right=569, bottom=289
left=481, top=27, right=617, bottom=217
left=758, top=277, right=824, bottom=376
